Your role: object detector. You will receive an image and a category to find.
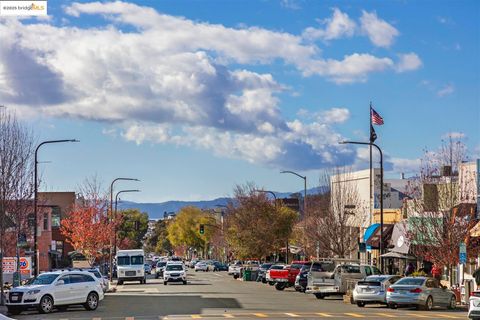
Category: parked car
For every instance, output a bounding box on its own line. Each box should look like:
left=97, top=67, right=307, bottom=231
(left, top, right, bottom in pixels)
left=306, top=263, right=379, bottom=299
left=257, top=263, right=274, bottom=283
left=386, top=277, right=456, bottom=310
left=268, top=261, right=310, bottom=291
left=144, top=264, right=152, bottom=275
left=353, top=275, right=402, bottom=307
left=205, top=260, right=216, bottom=271
left=155, top=261, right=167, bottom=279
left=294, top=264, right=310, bottom=292
left=6, top=271, right=104, bottom=315
left=228, top=261, right=243, bottom=278
left=53, top=268, right=109, bottom=293
left=195, top=261, right=209, bottom=272
left=189, top=259, right=199, bottom=268
left=163, top=262, right=187, bottom=285
left=265, top=264, right=286, bottom=285
left=469, top=291, right=480, bottom=319
left=213, top=261, right=228, bottom=271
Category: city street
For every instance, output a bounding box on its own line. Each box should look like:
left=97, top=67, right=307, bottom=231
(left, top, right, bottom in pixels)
left=12, top=271, right=467, bottom=320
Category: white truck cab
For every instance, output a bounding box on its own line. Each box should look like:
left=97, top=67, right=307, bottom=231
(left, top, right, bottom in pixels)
left=116, top=249, right=146, bottom=285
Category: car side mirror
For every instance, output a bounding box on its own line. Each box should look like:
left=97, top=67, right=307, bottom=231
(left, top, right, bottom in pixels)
left=56, top=280, right=65, bottom=286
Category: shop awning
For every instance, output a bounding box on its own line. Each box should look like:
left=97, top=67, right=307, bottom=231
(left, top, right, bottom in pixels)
left=364, top=223, right=380, bottom=242
left=380, top=251, right=415, bottom=260
left=390, top=222, right=410, bottom=254
left=366, top=224, right=394, bottom=249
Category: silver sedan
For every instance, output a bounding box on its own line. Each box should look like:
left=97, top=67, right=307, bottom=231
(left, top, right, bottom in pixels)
left=353, top=275, right=402, bottom=307
left=386, top=277, right=457, bottom=310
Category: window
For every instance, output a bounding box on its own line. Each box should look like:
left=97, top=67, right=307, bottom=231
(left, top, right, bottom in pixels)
left=81, top=274, right=95, bottom=282
left=70, top=274, right=86, bottom=283
left=56, top=241, right=64, bottom=256
left=59, top=275, right=70, bottom=284
left=396, top=278, right=425, bottom=286
left=311, top=262, right=335, bottom=272
left=43, top=213, right=49, bottom=231
left=118, top=256, right=130, bottom=266
left=51, top=207, right=61, bottom=227
left=166, top=265, right=183, bottom=271
left=372, top=266, right=382, bottom=275
left=365, top=266, right=372, bottom=276
left=131, top=255, right=144, bottom=265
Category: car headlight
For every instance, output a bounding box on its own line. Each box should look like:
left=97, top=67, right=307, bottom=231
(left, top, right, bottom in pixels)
left=27, top=289, right=41, bottom=295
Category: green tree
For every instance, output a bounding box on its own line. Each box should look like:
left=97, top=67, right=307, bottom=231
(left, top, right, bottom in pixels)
left=117, top=209, right=149, bottom=249
left=226, top=183, right=298, bottom=260
left=166, top=206, right=216, bottom=257
left=145, top=219, right=172, bottom=255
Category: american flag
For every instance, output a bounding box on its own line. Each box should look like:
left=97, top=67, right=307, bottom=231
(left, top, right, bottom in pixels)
left=371, top=107, right=384, bottom=125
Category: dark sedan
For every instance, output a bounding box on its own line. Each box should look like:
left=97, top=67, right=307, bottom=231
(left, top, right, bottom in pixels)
left=257, top=263, right=274, bottom=283
left=213, top=262, right=228, bottom=271
left=294, top=264, right=309, bottom=292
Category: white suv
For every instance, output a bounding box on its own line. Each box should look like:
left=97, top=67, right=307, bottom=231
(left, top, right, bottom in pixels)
left=163, top=262, right=187, bottom=285
left=6, top=271, right=104, bottom=315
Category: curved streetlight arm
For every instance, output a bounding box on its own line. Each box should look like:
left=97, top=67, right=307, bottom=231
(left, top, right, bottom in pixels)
left=33, top=139, right=79, bottom=277
left=254, top=189, right=277, bottom=202
left=280, top=170, right=306, bottom=180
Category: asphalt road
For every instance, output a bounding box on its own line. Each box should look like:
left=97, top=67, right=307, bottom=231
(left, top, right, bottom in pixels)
left=11, top=270, right=468, bottom=320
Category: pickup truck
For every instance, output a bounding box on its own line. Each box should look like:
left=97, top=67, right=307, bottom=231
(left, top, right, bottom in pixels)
left=306, top=263, right=381, bottom=299
left=267, top=261, right=310, bottom=291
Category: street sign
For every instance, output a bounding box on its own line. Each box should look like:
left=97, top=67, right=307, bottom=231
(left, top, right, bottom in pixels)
left=459, top=242, right=467, bottom=264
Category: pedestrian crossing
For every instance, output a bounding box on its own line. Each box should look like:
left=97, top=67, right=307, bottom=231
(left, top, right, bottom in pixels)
left=39, top=311, right=466, bottom=319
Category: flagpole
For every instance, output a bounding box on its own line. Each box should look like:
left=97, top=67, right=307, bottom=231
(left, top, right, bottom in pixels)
left=369, top=102, right=373, bottom=265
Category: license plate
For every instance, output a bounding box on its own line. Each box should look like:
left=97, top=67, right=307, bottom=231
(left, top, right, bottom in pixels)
left=126, top=271, right=136, bottom=276
left=11, top=296, right=18, bottom=301
left=363, top=289, right=374, bottom=293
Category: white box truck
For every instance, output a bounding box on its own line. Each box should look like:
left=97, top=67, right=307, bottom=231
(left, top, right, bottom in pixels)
left=116, top=249, right=146, bottom=285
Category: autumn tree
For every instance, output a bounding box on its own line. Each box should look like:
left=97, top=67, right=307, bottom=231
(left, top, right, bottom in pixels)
left=226, top=183, right=298, bottom=261
left=405, top=136, right=475, bottom=283
left=304, top=168, right=366, bottom=259
left=61, top=177, right=115, bottom=266
left=166, top=206, right=216, bottom=258
left=116, top=209, right=149, bottom=249
left=0, top=108, right=35, bottom=303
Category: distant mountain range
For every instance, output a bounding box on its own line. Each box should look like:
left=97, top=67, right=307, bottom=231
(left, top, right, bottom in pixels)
left=118, top=187, right=323, bottom=219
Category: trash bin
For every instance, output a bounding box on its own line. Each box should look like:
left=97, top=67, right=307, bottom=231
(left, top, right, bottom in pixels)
left=250, top=270, right=259, bottom=281
left=243, top=269, right=252, bottom=281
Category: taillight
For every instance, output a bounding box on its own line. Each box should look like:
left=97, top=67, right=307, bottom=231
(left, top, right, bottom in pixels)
left=472, top=291, right=480, bottom=297
left=387, top=287, right=395, bottom=292
left=410, top=288, right=422, bottom=293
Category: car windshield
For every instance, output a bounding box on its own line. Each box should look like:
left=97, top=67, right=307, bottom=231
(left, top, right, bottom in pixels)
left=29, top=273, right=60, bottom=285
left=270, top=265, right=284, bottom=270
left=311, top=262, right=335, bottom=272
left=157, top=262, right=167, bottom=267
left=89, top=270, right=102, bottom=278
left=261, top=264, right=273, bottom=269
left=131, top=255, right=144, bottom=265
left=290, top=263, right=305, bottom=269
left=166, top=265, right=183, bottom=271
left=341, top=265, right=361, bottom=273
left=364, top=276, right=388, bottom=282
left=117, top=256, right=130, bottom=266
left=395, top=278, right=425, bottom=286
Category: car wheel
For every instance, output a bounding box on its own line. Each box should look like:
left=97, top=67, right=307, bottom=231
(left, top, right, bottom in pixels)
left=38, top=295, right=54, bottom=314
left=84, top=292, right=99, bottom=311
left=155, top=274, right=159, bottom=279
left=7, top=307, right=22, bottom=315
left=262, top=278, right=267, bottom=284
left=118, top=280, right=123, bottom=285
left=421, top=296, right=433, bottom=311
left=275, top=283, right=286, bottom=291
left=388, top=302, right=397, bottom=309
left=447, top=295, right=456, bottom=310
left=164, top=281, right=167, bottom=285
left=314, top=293, right=325, bottom=299
left=183, top=280, right=187, bottom=285
left=357, top=301, right=365, bottom=307
left=268, top=281, right=274, bottom=286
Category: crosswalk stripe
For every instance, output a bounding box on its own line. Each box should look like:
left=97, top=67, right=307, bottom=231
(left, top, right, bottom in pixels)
left=253, top=313, right=268, bottom=318
left=407, top=314, right=430, bottom=318
left=191, top=316, right=202, bottom=319
left=375, top=313, right=396, bottom=318
left=285, top=313, right=300, bottom=317
left=223, top=314, right=235, bottom=318
left=92, top=318, right=101, bottom=320
left=316, top=313, right=333, bottom=317
left=344, top=313, right=365, bottom=318
left=125, top=317, right=135, bottom=320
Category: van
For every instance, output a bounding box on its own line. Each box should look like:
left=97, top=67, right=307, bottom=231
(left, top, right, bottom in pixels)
left=116, top=249, right=146, bottom=285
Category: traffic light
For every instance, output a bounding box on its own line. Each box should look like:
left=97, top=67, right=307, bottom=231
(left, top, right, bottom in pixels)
left=199, top=224, right=205, bottom=235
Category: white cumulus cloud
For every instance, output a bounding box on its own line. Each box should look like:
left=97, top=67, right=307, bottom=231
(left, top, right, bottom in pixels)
left=360, top=10, right=399, bottom=48
left=437, top=84, right=455, bottom=97
left=303, top=8, right=356, bottom=41
left=396, top=53, right=422, bottom=72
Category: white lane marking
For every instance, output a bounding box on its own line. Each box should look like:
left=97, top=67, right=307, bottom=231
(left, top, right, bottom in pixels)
left=285, top=313, right=300, bottom=317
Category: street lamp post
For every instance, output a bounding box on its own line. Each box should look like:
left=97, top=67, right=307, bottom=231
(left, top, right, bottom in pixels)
left=114, top=189, right=140, bottom=261
left=109, top=178, right=139, bottom=280
left=34, top=139, right=79, bottom=277
left=340, top=140, right=384, bottom=272
left=281, top=170, right=307, bottom=259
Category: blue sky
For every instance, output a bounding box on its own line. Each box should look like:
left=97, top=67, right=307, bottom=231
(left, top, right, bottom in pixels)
left=0, top=0, right=478, bottom=202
